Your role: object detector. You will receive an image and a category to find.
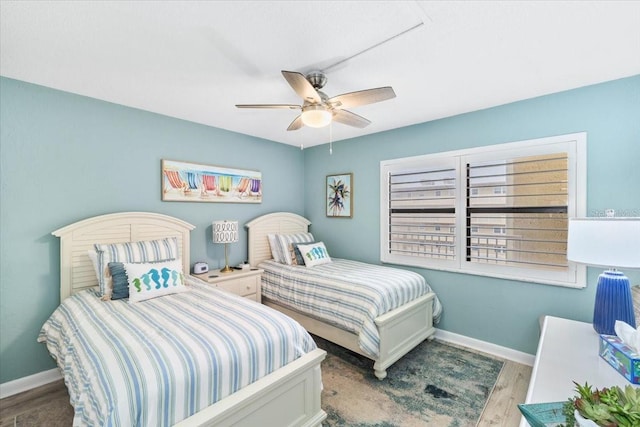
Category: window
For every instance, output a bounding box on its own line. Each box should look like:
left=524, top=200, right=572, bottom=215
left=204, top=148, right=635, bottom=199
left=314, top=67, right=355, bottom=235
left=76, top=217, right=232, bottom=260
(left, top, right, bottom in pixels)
left=493, top=186, right=507, bottom=195
left=380, top=133, right=586, bottom=287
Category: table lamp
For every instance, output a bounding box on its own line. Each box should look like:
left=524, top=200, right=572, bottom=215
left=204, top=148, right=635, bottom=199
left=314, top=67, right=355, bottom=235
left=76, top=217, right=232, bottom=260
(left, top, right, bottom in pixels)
left=213, top=220, right=239, bottom=273
left=567, top=215, right=640, bottom=335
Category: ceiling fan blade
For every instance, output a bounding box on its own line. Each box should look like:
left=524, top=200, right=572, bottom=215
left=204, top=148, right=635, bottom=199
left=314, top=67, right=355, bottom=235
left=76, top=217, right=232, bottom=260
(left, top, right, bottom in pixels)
left=281, top=71, right=322, bottom=104
left=332, top=109, right=371, bottom=128
left=235, top=104, right=301, bottom=110
left=287, top=115, right=304, bottom=131
left=328, top=87, right=396, bottom=109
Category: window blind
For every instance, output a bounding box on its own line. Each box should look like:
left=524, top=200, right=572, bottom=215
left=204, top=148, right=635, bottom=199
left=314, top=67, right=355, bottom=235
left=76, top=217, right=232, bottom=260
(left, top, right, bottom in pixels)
left=388, top=166, right=456, bottom=259
left=465, top=153, right=569, bottom=270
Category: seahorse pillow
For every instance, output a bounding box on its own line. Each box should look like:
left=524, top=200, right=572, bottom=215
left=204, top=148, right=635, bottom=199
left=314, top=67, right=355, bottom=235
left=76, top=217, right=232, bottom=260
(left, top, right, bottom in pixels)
left=108, top=260, right=173, bottom=300
left=123, top=259, right=187, bottom=303
left=296, top=242, right=332, bottom=267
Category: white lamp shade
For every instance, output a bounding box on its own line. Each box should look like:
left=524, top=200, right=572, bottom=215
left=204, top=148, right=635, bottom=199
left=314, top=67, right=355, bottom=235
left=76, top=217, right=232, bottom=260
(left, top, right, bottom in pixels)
left=567, top=218, right=640, bottom=269
left=212, top=220, right=239, bottom=244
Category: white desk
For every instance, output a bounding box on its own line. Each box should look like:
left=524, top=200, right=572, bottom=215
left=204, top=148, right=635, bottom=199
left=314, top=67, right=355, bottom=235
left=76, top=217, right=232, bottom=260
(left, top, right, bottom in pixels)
left=520, top=315, right=638, bottom=427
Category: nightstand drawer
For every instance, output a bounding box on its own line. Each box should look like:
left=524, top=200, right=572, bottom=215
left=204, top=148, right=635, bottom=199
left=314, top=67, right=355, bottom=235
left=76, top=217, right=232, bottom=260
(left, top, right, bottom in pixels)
left=191, top=268, right=263, bottom=303
left=217, top=276, right=257, bottom=297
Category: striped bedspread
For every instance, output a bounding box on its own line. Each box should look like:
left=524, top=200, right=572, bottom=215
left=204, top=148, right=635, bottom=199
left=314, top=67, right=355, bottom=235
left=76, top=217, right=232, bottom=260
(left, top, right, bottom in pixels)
left=259, top=258, right=443, bottom=358
left=38, top=277, right=316, bottom=427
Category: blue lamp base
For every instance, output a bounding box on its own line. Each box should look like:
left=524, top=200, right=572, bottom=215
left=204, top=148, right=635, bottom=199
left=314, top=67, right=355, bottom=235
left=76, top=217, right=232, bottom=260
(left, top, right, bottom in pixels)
left=593, top=270, right=636, bottom=336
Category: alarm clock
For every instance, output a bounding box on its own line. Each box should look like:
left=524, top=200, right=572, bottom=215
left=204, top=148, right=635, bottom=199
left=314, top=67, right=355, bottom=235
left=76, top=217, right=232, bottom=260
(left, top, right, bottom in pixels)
left=193, top=262, right=209, bottom=274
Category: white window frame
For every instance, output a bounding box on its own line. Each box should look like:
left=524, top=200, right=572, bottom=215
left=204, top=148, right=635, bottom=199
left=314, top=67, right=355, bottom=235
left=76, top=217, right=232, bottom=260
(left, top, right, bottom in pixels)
left=380, top=132, right=587, bottom=288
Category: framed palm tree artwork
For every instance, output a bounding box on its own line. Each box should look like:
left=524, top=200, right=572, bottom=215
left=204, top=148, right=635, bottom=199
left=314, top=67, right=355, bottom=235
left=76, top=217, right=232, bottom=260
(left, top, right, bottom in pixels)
left=326, top=173, right=353, bottom=218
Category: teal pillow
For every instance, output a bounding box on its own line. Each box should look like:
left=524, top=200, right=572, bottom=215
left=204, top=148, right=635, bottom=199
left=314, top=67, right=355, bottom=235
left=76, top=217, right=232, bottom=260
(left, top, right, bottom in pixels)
left=108, top=262, right=129, bottom=300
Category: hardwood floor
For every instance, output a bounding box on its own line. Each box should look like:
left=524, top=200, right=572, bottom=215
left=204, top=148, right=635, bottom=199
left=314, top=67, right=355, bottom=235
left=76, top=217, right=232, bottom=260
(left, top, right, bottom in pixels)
left=478, top=359, right=532, bottom=427
left=0, top=359, right=531, bottom=426
left=0, top=380, right=73, bottom=427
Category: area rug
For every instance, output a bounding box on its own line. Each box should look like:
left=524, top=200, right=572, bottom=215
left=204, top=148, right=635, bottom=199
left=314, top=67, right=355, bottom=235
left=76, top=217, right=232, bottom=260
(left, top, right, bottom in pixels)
left=314, top=335, right=504, bottom=427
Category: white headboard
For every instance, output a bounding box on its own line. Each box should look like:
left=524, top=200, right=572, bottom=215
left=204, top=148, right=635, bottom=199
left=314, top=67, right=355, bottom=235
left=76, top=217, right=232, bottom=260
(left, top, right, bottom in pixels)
left=245, top=212, right=311, bottom=267
left=52, top=212, right=195, bottom=302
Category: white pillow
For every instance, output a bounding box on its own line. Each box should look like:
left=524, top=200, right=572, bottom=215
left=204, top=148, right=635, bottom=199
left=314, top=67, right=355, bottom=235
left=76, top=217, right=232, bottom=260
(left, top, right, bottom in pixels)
left=296, top=242, right=331, bottom=267
left=123, top=259, right=187, bottom=303
left=267, top=234, right=282, bottom=262
left=275, top=232, right=315, bottom=265
left=87, top=249, right=100, bottom=280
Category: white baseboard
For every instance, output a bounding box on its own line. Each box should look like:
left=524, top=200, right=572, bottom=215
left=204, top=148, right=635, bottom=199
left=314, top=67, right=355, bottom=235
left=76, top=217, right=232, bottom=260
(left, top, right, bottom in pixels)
left=0, top=368, right=62, bottom=400
left=435, top=328, right=535, bottom=366
left=1, top=330, right=534, bottom=400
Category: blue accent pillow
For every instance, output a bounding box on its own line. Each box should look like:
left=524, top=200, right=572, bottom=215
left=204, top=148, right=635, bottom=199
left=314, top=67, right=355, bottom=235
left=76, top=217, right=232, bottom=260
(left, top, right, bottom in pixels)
left=108, top=262, right=129, bottom=300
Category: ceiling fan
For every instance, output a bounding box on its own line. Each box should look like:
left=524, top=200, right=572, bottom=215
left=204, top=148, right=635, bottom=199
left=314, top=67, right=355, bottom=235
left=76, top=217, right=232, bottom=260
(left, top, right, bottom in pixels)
left=236, top=70, right=396, bottom=131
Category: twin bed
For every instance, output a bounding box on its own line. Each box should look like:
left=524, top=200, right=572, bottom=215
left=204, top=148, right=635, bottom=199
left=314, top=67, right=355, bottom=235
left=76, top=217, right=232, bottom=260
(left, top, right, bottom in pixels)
left=246, top=212, right=442, bottom=380
left=42, top=212, right=326, bottom=427
left=40, top=211, right=441, bottom=425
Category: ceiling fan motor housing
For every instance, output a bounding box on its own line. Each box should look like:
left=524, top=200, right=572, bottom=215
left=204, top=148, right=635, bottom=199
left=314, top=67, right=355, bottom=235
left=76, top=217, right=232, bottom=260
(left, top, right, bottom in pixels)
left=306, top=71, right=327, bottom=89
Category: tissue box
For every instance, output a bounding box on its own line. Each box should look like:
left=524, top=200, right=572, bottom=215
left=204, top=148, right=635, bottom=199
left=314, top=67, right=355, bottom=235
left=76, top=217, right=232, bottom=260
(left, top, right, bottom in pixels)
left=599, top=334, right=640, bottom=384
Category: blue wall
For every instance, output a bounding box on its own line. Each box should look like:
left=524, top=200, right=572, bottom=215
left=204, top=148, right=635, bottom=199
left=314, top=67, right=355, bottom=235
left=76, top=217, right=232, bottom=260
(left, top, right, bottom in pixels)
left=0, top=77, right=304, bottom=383
left=303, top=75, right=640, bottom=355
left=2, top=75, right=639, bottom=385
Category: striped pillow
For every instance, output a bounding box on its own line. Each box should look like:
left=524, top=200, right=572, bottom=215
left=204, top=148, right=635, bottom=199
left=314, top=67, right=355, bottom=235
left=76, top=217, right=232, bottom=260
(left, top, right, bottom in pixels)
left=94, top=237, right=179, bottom=299
left=276, top=232, right=315, bottom=265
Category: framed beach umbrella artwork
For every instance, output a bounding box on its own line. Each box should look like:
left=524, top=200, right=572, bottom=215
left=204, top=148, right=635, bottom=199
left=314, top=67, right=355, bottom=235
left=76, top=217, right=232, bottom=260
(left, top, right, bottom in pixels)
left=326, top=173, right=352, bottom=218
left=161, top=159, right=262, bottom=203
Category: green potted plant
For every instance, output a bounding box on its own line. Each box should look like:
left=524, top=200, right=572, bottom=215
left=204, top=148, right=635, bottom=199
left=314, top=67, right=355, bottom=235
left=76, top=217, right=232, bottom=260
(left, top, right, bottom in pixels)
left=562, top=382, right=640, bottom=427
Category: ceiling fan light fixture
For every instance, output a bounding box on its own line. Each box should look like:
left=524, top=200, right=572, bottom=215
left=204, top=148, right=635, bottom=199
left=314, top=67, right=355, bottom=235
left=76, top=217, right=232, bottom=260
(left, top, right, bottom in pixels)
left=301, top=105, right=332, bottom=128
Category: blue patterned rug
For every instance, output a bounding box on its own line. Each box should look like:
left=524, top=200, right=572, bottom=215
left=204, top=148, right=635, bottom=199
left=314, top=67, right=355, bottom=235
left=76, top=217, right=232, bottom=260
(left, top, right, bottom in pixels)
left=315, top=335, right=504, bottom=427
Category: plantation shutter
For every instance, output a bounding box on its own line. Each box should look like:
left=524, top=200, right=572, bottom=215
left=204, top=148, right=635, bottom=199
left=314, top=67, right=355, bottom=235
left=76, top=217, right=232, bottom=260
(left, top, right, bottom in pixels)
left=465, top=153, right=569, bottom=271
left=388, top=164, right=457, bottom=260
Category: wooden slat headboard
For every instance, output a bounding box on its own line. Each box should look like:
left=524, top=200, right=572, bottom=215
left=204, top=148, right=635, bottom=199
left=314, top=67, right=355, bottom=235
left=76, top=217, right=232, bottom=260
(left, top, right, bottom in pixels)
left=52, top=212, right=195, bottom=302
left=245, top=212, right=311, bottom=267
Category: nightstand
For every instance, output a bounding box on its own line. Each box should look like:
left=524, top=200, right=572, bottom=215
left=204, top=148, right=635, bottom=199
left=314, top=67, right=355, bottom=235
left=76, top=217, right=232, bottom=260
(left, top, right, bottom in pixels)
left=192, top=268, right=263, bottom=303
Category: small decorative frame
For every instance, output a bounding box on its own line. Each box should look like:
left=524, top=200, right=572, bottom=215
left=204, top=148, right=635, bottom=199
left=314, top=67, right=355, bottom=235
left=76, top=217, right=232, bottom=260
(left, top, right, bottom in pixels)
left=162, top=159, right=261, bottom=203
left=326, top=173, right=353, bottom=218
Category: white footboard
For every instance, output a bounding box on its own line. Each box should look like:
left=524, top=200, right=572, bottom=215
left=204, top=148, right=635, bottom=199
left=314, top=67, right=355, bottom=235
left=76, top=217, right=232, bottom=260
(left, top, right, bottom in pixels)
left=175, top=349, right=327, bottom=427
left=374, top=292, right=436, bottom=379
left=263, top=293, right=436, bottom=381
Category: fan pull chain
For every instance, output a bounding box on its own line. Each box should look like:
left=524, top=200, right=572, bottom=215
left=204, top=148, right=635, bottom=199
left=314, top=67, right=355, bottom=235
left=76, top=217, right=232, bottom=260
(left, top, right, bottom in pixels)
left=330, top=122, right=333, bottom=155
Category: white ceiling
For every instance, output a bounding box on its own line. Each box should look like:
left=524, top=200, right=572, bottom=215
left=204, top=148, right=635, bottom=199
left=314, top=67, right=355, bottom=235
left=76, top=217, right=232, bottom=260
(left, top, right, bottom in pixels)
left=2, top=1, right=639, bottom=148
